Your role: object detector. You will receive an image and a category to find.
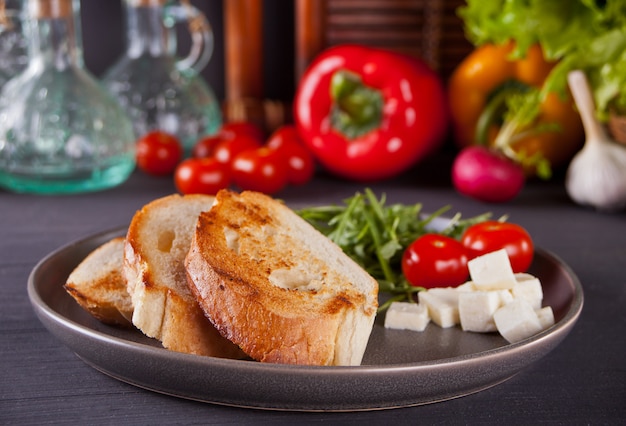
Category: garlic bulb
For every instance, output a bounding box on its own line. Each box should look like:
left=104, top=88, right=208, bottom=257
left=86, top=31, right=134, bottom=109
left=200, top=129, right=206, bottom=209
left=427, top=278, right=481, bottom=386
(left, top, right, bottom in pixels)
left=565, top=71, right=626, bottom=212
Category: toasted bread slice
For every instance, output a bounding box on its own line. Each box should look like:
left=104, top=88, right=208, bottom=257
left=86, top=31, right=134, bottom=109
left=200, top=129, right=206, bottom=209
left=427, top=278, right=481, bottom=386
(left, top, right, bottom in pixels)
left=185, top=190, right=379, bottom=366
left=64, top=237, right=132, bottom=327
left=124, top=193, right=245, bottom=358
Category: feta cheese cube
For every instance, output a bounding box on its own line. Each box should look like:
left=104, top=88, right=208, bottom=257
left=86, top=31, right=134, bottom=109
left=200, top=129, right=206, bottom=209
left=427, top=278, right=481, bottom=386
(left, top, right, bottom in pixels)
left=455, top=281, right=476, bottom=292
left=514, top=273, right=537, bottom=281
left=384, top=302, right=430, bottom=332
left=468, top=249, right=517, bottom=290
left=458, top=291, right=502, bottom=332
left=512, top=273, right=544, bottom=310
left=498, top=289, right=514, bottom=306
left=493, top=299, right=543, bottom=343
left=536, top=306, right=555, bottom=330
left=419, top=290, right=459, bottom=328
left=427, top=287, right=461, bottom=304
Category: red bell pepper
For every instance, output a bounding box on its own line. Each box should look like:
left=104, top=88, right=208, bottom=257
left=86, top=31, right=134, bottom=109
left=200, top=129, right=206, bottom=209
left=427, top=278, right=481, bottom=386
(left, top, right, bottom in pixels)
left=294, top=44, right=448, bottom=181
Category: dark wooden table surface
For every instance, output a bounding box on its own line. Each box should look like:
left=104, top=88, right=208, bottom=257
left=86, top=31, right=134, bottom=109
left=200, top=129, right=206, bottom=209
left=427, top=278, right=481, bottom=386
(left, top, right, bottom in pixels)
left=2, top=159, right=624, bottom=424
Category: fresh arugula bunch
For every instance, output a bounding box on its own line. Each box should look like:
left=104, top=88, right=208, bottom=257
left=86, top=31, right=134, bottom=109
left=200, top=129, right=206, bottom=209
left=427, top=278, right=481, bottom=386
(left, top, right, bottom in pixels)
left=297, top=189, right=491, bottom=311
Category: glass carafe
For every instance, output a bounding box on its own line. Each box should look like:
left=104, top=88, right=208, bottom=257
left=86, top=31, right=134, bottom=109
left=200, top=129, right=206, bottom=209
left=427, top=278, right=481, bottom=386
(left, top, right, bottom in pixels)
left=0, top=0, right=136, bottom=194
left=102, top=0, right=222, bottom=154
left=0, top=1, right=29, bottom=89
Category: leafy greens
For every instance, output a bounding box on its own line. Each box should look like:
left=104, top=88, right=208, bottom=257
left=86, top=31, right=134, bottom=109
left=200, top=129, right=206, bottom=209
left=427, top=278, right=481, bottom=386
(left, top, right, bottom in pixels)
left=459, top=0, right=626, bottom=119
left=297, top=189, right=491, bottom=311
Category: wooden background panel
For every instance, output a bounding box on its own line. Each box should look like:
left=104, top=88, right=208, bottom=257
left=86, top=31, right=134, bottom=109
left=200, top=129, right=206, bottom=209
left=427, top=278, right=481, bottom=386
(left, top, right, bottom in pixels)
left=296, top=0, right=472, bottom=80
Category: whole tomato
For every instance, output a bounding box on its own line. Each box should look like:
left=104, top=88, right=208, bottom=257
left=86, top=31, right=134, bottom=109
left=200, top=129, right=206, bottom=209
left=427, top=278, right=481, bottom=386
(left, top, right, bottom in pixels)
left=231, top=147, right=288, bottom=194
left=266, top=125, right=302, bottom=150
left=402, top=234, right=469, bottom=289
left=192, top=135, right=222, bottom=158
left=174, top=158, right=231, bottom=195
left=213, top=135, right=261, bottom=165
left=219, top=121, right=265, bottom=143
left=267, top=125, right=315, bottom=185
left=461, top=221, right=534, bottom=273
left=135, top=131, right=183, bottom=176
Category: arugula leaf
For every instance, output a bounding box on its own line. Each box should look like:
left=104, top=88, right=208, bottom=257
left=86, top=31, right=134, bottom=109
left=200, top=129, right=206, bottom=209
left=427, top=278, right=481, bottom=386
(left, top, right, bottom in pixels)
left=297, top=189, right=492, bottom=311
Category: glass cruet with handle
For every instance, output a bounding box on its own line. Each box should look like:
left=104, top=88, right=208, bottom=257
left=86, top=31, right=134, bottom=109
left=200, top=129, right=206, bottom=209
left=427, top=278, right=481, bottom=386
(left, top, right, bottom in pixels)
left=102, top=0, right=222, bottom=154
left=0, top=0, right=136, bottom=194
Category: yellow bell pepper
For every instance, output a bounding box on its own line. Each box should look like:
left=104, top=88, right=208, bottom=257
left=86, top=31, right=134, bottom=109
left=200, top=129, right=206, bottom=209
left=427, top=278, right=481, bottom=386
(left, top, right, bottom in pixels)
left=448, top=42, right=583, bottom=172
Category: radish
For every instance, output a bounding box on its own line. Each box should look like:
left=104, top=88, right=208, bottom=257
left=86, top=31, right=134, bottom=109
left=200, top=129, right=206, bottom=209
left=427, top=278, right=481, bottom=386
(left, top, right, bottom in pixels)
left=451, top=146, right=525, bottom=203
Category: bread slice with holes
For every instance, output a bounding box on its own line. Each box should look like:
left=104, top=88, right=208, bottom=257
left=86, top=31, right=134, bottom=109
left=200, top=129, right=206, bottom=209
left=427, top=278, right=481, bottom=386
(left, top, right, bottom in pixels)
left=124, top=193, right=245, bottom=359
left=64, top=237, right=132, bottom=327
left=185, top=190, right=379, bottom=366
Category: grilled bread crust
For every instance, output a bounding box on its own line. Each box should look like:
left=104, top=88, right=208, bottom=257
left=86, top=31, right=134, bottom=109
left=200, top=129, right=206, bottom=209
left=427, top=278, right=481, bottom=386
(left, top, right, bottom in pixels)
left=185, top=190, right=378, bottom=366
left=64, top=237, right=132, bottom=327
left=124, top=193, right=245, bottom=359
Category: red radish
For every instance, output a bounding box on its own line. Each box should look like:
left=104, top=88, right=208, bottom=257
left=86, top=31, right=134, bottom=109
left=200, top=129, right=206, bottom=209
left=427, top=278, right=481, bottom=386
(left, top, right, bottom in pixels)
left=452, top=146, right=525, bottom=203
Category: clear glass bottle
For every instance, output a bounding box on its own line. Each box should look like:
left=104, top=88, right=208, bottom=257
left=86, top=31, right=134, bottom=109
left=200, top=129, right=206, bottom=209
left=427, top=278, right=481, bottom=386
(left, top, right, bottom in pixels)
left=0, top=1, right=29, bottom=89
left=102, top=0, right=222, bottom=154
left=0, top=0, right=136, bottom=194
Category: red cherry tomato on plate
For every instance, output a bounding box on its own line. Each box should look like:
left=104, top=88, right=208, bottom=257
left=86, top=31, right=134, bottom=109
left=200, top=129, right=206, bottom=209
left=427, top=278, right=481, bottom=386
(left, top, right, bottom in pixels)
left=174, top=158, right=231, bottom=195
left=267, top=125, right=315, bottom=185
left=219, top=121, right=265, bottom=143
left=135, top=131, right=183, bottom=176
left=461, top=221, right=534, bottom=273
left=213, top=135, right=262, bottom=165
left=402, top=234, right=469, bottom=289
left=192, top=135, right=223, bottom=158
left=231, top=147, right=288, bottom=194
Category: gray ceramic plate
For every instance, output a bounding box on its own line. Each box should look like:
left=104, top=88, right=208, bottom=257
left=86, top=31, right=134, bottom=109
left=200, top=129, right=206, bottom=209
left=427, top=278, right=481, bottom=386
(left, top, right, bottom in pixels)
left=28, top=225, right=583, bottom=411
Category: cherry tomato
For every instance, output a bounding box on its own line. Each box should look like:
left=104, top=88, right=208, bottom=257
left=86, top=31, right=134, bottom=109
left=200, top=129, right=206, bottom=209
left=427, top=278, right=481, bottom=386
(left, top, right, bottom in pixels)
left=231, top=147, right=288, bottom=194
left=266, top=125, right=302, bottom=150
left=192, top=135, right=222, bottom=158
left=219, top=121, right=265, bottom=143
left=174, top=158, right=231, bottom=195
left=402, top=234, right=469, bottom=289
left=135, top=131, right=183, bottom=176
left=213, top=135, right=261, bottom=165
left=461, top=221, right=534, bottom=273
left=267, top=125, right=315, bottom=185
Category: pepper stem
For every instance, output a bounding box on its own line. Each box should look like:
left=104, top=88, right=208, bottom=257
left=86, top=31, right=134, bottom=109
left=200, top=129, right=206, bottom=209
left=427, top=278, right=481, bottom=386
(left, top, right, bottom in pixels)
left=330, top=70, right=383, bottom=139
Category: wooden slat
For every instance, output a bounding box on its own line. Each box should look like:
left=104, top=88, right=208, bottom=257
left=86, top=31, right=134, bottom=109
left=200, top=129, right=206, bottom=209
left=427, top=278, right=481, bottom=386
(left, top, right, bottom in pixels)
left=328, top=0, right=428, bottom=10
left=327, top=30, right=424, bottom=41
left=327, top=14, right=424, bottom=26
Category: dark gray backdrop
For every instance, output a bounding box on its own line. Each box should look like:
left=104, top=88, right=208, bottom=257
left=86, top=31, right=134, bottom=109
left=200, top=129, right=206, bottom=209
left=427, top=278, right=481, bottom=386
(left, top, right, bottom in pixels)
left=80, top=1, right=295, bottom=103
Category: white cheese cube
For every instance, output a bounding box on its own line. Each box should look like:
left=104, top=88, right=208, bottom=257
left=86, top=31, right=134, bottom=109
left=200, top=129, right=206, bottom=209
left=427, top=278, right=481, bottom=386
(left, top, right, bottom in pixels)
left=418, top=290, right=459, bottom=328
left=468, top=249, right=517, bottom=291
left=536, top=306, right=555, bottom=330
left=427, top=287, right=461, bottom=304
left=498, top=289, right=514, bottom=306
left=384, top=302, right=430, bottom=332
left=514, top=273, right=537, bottom=281
left=512, top=273, right=544, bottom=310
left=493, top=299, right=543, bottom=343
left=455, top=281, right=476, bottom=292
left=458, top=291, right=502, bottom=332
